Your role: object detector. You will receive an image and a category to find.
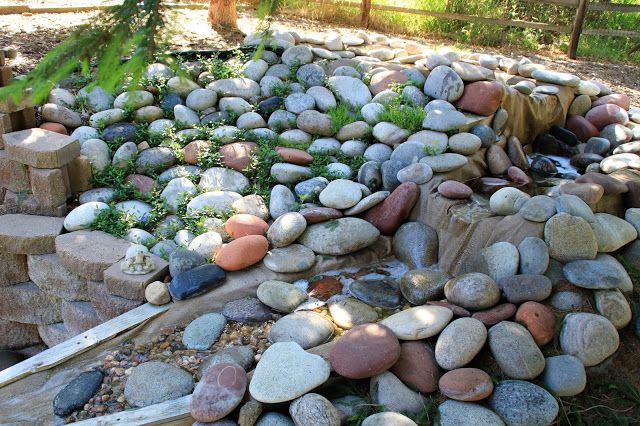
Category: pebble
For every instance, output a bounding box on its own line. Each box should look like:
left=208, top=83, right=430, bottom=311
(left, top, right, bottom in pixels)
left=438, top=368, right=494, bottom=401
left=435, top=318, right=487, bottom=370
left=438, top=400, right=505, bottom=426
left=199, top=346, right=255, bottom=377
left=438, top=180, right=473, bottom=199
left=400, top=269, right=449, bottom=305
left=145, top=281, right=171, bottom=305
left=489, top=187, right=530, bottom=215
left=289, top=393, right=341, bottom=426
left=380, top=305, right=453, bottom=340
left=364, top=182, right=420, bottom=235
left=327, top=297, right=378, bottom=329
left=444, top=273, right=501, bottom=310
left=515, top=301, right=556, bottom=346
left=319, top=179, right=363, bottom=209
left=544, top=213, right=598, bottom=262
left=249, top=342, right=330, bottom=403
left=169, top=264, right=226, bottom=300
left=362, top=412, right=418, bottom=426
left=392, top=222, right=439, bottom=269
left=215, top=235, right=269, bottom=271
left=298, top=217, right=380, bottom=255
left=563, top=258, right=630, bottom=290
left=540, top=355, right=586, bottom=397
left=269, top=311, right=334, bottom=349
left=329, top=323, right=400, bottom=379
left=499, top=274, right=552, bottom=304
left=222, top=297, right=275, bottom=323
left=560, top=313, right=620, bottom=366
left=190, top=363, right=246, bottom=423
left=595, top=289, right=632, bottom=329
left=518, top=237, right=549, bottom=275
left=488, top=321, right=545, bottom=379
left=124, top=361, right=194, bottom=407
left=489, top=380, right=559, bottom=426
left=263, top=244, right=316, bottom=273
left=267, top=212, right=307, bottom=248
left=257, top=280, right=308, bottom=313
left=371, top=371, right=427, bottom=414
left=349, top=279, right=403, bottom=309
left=53, top=370, right=104, bottom=416
left=472, top=303, right=517, bottom=326
left=182, top=313, right=227, bottom=350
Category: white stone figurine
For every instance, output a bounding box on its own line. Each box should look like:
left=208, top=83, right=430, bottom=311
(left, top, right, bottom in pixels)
left=121, top=250, right=155, bottom=275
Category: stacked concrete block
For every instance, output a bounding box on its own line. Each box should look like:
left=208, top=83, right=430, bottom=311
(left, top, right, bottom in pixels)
left=0, top=128, right=89, bottom=216
left=0, top=51, right=37, bottom=140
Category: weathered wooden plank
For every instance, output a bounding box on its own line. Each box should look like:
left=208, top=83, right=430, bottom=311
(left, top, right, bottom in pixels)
left=74, top=395, right=192, bottom=426
left=588, top=2, right=640, bottom=13
left=0, top=303, right=170, bottom=388
left=582, top=27, right=640, bottom=37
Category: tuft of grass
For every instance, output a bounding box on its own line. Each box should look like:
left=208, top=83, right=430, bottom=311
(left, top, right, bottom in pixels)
left=309, top=152, right=366, bottom=181
left=90, top=163, right=139, bottom=201
left=327, top=103, right=361, bottom=134
left=379, top=98, right=425, bottom=133
left=90, top=205, right=138, bottom=239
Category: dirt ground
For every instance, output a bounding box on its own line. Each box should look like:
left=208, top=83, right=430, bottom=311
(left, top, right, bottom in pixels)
left=1, top=6, right=639, bottom=105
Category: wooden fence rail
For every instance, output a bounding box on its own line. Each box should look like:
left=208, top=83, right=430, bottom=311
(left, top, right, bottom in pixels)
left=305, top=0, right=640, bottom=59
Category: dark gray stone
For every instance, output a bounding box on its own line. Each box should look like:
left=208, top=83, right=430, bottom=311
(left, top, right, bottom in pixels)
left=222, top=297, right=276, bottom=323
left=169, top=248, right=207, bottom=277
left=349, top=279, right=403, bottom=309
left=53, top=370, right=104, bottom=416
left=489, top=380, right=559, bottom=426
left=102, top=122, right=137, bottom=142
left=470, top=124, right=496, bottom=147
left=169, top=264, right=226, bottom=300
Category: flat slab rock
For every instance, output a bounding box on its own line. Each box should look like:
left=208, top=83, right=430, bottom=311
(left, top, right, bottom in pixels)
left=103, top=253, right=169, bottom=301
left=0, top=214, right=65, bottom=254
left=55, top=230, right=131, bottom=281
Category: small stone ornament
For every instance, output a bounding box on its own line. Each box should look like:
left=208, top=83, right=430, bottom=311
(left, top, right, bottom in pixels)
left=121, top=250, right=155, bottom=275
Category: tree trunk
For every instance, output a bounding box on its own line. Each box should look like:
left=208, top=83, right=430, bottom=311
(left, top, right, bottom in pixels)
left=208, top=0, right=237, bottom=28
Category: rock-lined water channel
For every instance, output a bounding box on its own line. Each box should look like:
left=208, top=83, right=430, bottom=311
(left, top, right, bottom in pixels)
left=27, top=27, right=640, bottom=425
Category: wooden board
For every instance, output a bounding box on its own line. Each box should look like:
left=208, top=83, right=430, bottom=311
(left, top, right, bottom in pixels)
left=74, top=395, right=192, bottom=426
left=0, top=303, right=170, bottom=388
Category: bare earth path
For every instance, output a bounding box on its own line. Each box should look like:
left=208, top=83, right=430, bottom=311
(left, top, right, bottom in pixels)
left=1, top=7, right=639, bottom=104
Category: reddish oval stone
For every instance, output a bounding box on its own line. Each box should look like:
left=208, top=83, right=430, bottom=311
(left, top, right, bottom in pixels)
left=224, top=214, right=269, bottom=239
left=575, top=172, right=629, bottom=195
left=40, top=122, right=68, bottom=135
left=183, top=140, right=210, bottom=165
left=219, top=142, right=258, bottom=172
left=438, top=180, right=473, bottom=199
left=369, top=70, right=409, bottom=96
left=565, top=115, right=599, bottom=142
left=454, top=81, right=505, bottom=116
left=438, top=368, right=493, bottom=401
left=299, top=207, right=343, bottom=224
left=308, top=277, right=343, bottom=301
left=559, top=181, right=604, bottom=204
left=275, top=147, right=313, bottom=165
left=364, top=182, right=419, bottom=236
left=471, top=303, right=517, bottom=326
left=515, top=301, right=556, bottom=346
left=427, top=301, right=471, bottom=317
left=329, top=323, right=400, bottom=379
left=190, top=362, right=246, bottom=422
left=390, top=341, right=440, bottom=393
left=585, top=104, right=629, bottom=129
left=125, top=174, right=158, bottom=196
left=507, top=166, right=532, bottom=185
left=215, top=235, right=269, bottom=271
left=592, top=93, right=630, bottom=110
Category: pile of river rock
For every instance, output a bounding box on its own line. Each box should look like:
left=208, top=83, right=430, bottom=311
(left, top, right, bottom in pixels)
left=40, top=28, right=640, bottom=425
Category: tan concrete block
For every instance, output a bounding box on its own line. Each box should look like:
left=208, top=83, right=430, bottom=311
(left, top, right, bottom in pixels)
left=66, top=154, right=92, bottom=193
left=55, top=230, right=131, bottom=281
left=0, top=113, right=12, bottom=141
left=37, top=322, right=74, bottom=347
left=60, top=165, right=72, bottom=198
left=0, top=319, right=41, bottom=350
left=61, top=300, right=101, bottom=335
left=0, top=213, right=65, bottom=254
left=87, top=280, right=143, bottom=322
left=0, top=253, right=29, bottom=286
left=0, top=149, right=30, bottom=193
left=9, top=107, right=36, bottom=129
left=27, top=253, right=89, bottom=301
left=2, top=128, right=80, bottom=168
left=0, top=66, right=12, bottom=87
left=1, top=190, right=67, bottom=216
left=104, top=254, right=169, bottom=301
left=29, top=167, right=68, bottom=208
left=0, top=281, right=62, bottom=324
left=0, top=95, right=32, bottom=114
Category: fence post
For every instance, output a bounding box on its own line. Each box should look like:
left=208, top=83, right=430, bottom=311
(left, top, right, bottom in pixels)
left=360, top=0, right=371, bottom=27
left=568, top=0, right=588, bottom=59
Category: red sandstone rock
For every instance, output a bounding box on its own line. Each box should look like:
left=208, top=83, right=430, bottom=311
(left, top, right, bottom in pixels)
left=124, top=174, right=158, bottom=196
left=308, top=277, right=342, bottom=301
left=585, top=104, right=629, bottom=129
left=592, top=93, right=631, bottom=110
left=224, top=214, right=269, bottom=239
left=219, top=142, right=258, bottom=172
left=190, top=362, right=246, bottom=422
left=559, top=182, right=604, bottom=204
left=507, top=166, right=532, bottom=185
left=515, top=301, right=556, bottom=346
left=390, top=341, right=440, bottom=393
left=438, top=180, right=473, bottom=199
left=369, top=70, right=409, bottom=96
left=455, top=81, right=505, bottom=116
left=471, top=303, right=517, bottom=326
left=214, top=235, right=269, bottom=271
left=183, top=140, right=210, bottom=165
left=364, top=182, right=419, bottom=236
left=565, top=115, right=599, bottom=142
left=275, top=147, right=313, bottom=165
left=299, top=207, right=343, bottom=224
left=438, top=368, right=494, bottom=401
left=329, top=323, right=400, bottom=379
left=40, top=122, right=68, bottom=135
